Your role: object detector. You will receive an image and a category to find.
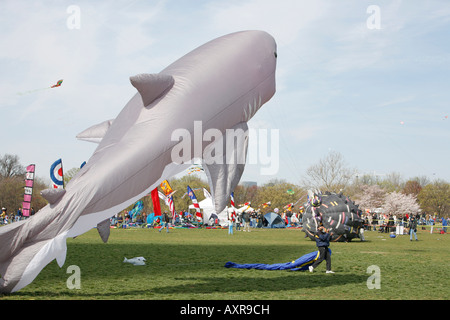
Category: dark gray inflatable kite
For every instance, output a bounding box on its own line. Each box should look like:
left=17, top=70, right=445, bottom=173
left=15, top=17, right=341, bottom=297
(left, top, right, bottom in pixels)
left=302, top=191, right=363, bottom=242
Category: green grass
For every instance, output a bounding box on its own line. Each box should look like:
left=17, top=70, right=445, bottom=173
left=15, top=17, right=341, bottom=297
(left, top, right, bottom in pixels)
left=1, top=227, right=449, bottom=300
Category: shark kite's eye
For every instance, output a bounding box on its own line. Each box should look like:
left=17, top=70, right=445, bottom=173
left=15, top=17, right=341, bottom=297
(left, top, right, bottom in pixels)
left=274, top=52, right=277, bottom=58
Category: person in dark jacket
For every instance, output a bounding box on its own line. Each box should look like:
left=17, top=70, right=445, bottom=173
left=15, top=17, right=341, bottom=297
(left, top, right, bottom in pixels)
left=309, top=226, right=334, bottom=273
left=408, top=216, right=418, bottom=241
left=159, top=212, right=170, bottom=233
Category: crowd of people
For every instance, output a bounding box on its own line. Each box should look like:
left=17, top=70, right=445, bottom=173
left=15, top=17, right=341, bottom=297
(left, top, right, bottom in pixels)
left=2, top=205, right=448, bottom=237
left=0, top=206, right=34, bottom=225
left=227, top=208, right=303, bottom=231
left=107, top=206, right=305, bottom=231
left=360, top=211, right=448, bottom=234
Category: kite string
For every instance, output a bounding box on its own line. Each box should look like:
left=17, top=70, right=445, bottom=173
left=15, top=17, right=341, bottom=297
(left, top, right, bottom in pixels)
left=16, top=87, right=50, bottom=96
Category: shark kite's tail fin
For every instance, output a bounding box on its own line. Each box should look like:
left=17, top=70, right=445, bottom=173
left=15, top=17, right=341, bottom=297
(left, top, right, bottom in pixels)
left=0, top=219, right=68, bottom=293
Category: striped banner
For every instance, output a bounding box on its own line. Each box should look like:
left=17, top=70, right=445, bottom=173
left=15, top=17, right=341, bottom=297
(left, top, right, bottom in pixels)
left=22, top=164, right=35, bottom=217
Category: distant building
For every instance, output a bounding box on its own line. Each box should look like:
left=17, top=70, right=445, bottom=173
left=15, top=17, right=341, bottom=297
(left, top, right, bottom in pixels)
left=240, top=181, right=257, bottom=188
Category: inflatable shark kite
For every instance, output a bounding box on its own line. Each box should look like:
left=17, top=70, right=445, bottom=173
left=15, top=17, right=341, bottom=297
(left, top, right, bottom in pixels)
left=0, top=30, right=277, bottom=293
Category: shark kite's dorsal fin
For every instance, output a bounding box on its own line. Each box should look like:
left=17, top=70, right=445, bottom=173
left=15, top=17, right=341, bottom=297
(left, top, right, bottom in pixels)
left=97, top=218, right=111, bottom=243
left=40, top=188, right=66, bottom=205
left=129, top=73, right=174, bottom=107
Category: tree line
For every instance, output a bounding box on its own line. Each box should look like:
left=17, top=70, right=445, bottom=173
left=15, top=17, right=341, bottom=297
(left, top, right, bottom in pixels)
left=1, top=152, right=449, bottom=217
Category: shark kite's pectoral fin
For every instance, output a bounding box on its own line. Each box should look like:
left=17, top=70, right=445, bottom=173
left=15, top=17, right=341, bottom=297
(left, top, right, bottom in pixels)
left=97, top=218, right=111, bottom=243
left=76, top=119, right=114, bottom=144
left=129, top=73, right=175, bottom=107
left=203, top=122, right=249, bottom=214
left=40, top=188, right=66, bottom=205
left=54, top=235, right=68, bottom=268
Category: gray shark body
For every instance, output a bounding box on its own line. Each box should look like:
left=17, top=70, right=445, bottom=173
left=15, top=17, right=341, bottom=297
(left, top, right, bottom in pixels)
left=0, top=30, right=277, bottom=293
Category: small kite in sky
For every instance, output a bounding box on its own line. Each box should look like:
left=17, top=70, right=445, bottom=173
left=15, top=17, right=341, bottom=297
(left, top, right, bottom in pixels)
left=51, top=79, right=63, bottom=88
left=17, top=79, right=63, bottom=95
left=187, top=165, right=204, bottom=174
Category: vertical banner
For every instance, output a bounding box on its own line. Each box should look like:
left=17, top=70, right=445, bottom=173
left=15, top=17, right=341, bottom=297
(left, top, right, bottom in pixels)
left=50, top=158, right=64, bottom=189
left=230, top=192, right=236, bottom=221
left=22, top=164, right=35, bottom=217
left=160, top=180, right=176, bottom=220
left=158, top=190, right=176, bottom=221
left=160, top=180, right=173, bottom=196
left=187, top=185, right=202, bottom=221
left=230, top=192, right=236, bottom=210
left=151, top=188, right=161, bottom=216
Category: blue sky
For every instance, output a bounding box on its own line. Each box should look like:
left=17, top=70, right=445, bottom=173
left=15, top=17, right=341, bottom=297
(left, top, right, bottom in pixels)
left=1, top=0, right=449, bottom=186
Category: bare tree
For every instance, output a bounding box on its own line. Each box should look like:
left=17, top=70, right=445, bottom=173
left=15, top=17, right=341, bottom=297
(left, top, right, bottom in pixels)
left=0, top=154, right=25, bottom=179
left=301, top=151, right=356, bottom=192
left=378, top=172, right=404, bottom=192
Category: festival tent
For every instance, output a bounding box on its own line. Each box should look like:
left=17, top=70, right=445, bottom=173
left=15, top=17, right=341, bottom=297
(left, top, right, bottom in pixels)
left=189, top=197, right=229, bottom=226
left=264, top=212, right=286, bottom=228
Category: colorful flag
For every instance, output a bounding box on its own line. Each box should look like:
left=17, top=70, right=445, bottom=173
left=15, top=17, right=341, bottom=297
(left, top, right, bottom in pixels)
left=261, top=201, right=271, bottom=208
left=230, top=192, right=237, bottom=221
left=129, top=200, right=143, bottom=218
left=151, top=188, right=161, bottom=216
left=22, top=164, right=35, bottom=217
left=167, top=195, right=175, bottom=220
left=50, top=158, right=64, bottom=189
left=160, top=180, right=173, bottom=196
left=158, top=190, right=176, bottom=221
left=230, top=192, right=236, bottom=209
left=187, top=185, right=202, bottom=219
left=283, top=203, right=294, bottom=210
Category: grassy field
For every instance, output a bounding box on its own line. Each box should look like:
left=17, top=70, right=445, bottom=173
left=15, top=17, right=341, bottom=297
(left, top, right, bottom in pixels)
left=1, top=226, right=449, bottom=300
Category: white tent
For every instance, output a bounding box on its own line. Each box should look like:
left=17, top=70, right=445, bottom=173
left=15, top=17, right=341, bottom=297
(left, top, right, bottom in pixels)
left=189, top=198, right=229, bottom=226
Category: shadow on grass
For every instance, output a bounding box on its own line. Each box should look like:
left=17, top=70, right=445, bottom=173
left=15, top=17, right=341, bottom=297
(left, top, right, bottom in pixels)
left=2, top=239, right=367, bottom=299
left=9, top=273, right=367, bottom=299
left=154, top=273, right=367, bottom=295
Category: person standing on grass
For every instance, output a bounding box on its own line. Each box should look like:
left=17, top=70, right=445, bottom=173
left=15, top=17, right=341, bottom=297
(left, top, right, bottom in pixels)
left=442, top=216, right=448, bottom=233
left=159, top=212, right=170, bottom=233
left=228, top=208, right=235, bottom=235
left=235, top=212, right=242, bottom=231
left=408, top=216, right=418, bottom=241
left=242, top=210, right=251, bottom=232
left=309, top=226, right=334, bottom=274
